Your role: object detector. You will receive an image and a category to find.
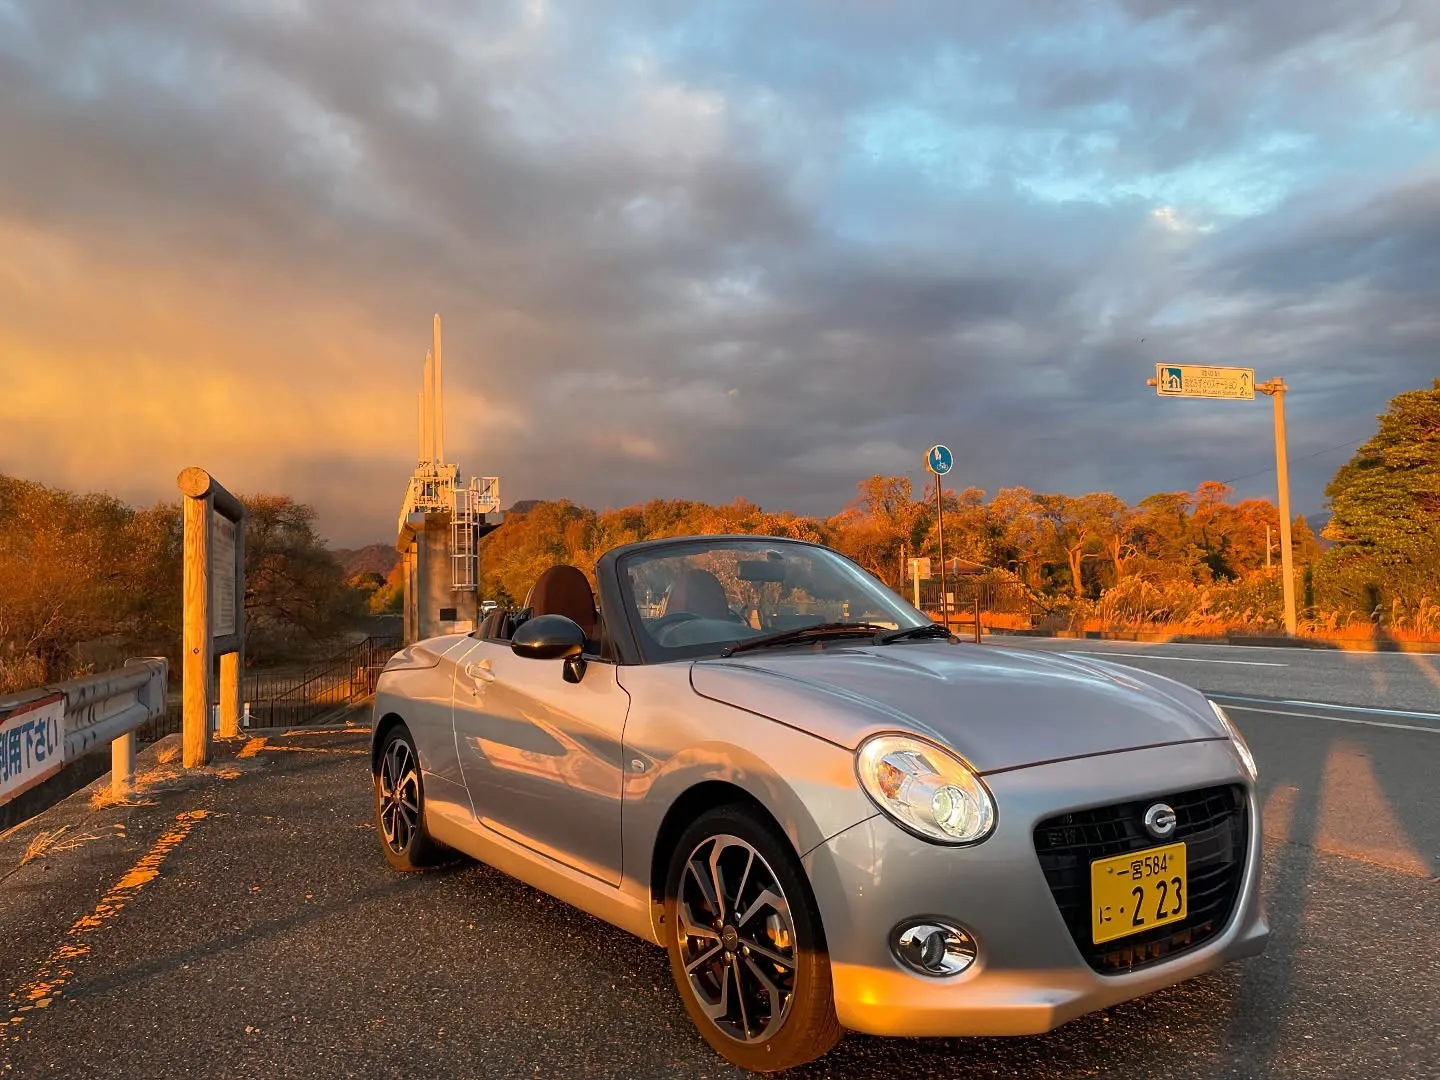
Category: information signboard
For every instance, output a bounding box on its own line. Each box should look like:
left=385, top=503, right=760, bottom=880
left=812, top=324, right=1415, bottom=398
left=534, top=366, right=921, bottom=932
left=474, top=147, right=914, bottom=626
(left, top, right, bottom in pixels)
left=212, top=510, right=237, bottom=638
left=1154, top=364, right=1255, bottom=400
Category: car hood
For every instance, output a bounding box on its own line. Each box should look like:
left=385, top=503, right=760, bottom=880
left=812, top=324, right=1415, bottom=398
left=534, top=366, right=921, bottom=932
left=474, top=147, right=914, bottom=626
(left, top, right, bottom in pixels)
left=689, top=642, right=1224, bottom=773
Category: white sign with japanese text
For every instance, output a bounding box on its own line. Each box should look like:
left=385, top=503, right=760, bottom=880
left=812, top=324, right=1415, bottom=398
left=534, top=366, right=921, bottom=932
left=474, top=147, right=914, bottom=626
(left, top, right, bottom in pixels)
left=0, top=694, right=66, bottom=805
left=212, top=510, right=238, bottom=637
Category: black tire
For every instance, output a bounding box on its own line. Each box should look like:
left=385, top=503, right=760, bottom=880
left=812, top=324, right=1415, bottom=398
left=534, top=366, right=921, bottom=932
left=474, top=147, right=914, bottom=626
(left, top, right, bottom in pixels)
left=663, top=804, right=842, bottom=1073
left=373, top=725, right=446, bottom=872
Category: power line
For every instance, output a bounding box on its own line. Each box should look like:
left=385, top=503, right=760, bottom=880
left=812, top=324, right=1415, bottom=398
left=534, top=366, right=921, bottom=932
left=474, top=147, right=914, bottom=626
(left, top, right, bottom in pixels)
left=1220, top=434, right=1370, bottom=486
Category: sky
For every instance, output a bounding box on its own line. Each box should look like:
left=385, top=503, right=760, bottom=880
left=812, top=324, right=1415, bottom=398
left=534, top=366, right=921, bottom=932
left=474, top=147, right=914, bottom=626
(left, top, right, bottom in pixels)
left=1, top=0, right=1437, bottom=547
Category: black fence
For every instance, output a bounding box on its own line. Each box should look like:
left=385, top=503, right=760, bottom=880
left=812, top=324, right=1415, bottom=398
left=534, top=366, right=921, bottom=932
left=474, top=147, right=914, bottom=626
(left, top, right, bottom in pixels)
left=244, top=634, right=401, bottom=730
left=913, top=575, right=1040, bottom=631
left=138, top=702, right=183, bottom=744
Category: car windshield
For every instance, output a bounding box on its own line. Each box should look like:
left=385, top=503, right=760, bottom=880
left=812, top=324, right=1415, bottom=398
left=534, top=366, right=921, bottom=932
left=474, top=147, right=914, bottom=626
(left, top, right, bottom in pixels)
left=619, top=538, right=930, bottom=661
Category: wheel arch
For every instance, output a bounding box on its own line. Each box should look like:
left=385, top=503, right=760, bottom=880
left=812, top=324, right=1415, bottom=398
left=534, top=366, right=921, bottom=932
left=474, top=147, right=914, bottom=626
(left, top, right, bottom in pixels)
left=648, top=780, right=785, bottom=912
left=371, top=711, right=409, bottom=776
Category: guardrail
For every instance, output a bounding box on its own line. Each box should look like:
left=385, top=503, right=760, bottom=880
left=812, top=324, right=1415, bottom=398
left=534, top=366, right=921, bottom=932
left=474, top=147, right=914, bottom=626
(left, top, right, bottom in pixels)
left=0, top=657, right=169, bottom=822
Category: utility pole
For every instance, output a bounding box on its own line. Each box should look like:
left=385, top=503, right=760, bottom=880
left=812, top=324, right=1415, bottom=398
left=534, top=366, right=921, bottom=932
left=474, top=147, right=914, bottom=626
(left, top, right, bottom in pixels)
left=1259, top=378, right=1297, bottom=634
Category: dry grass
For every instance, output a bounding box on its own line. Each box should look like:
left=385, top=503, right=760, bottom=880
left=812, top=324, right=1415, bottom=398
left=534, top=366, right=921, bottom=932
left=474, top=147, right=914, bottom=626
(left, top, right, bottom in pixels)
left=1055, top=614, right=1440, bottom=645
left=963, top=577, right=1440, bottom=645
left=88, top=785, right=158, bottom=810
left=0, top=654, right=47, bottom=697
left=155, top=745, right=179, bottom=766
left=21, top=826, right=70, bottom=865
left=19, top=825, right=98, bottom=865
left=88, top=760, right=181, bottom=809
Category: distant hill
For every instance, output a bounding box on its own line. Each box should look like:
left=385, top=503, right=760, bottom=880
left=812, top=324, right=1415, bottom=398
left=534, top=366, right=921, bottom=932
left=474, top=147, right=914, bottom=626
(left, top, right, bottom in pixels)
left=332, top=543, right=399, bottom=579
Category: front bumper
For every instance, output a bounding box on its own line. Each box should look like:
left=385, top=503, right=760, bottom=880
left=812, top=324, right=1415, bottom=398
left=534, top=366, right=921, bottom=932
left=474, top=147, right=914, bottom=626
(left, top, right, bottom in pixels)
left=802, top=739, right=1270, bottom=1038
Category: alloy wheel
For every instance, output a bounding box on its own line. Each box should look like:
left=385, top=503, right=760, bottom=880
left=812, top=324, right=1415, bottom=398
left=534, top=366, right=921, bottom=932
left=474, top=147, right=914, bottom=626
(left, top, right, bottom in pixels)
left=378, top=738, right=421, bottom=854
left=676, top=834, right=798, bottom=1044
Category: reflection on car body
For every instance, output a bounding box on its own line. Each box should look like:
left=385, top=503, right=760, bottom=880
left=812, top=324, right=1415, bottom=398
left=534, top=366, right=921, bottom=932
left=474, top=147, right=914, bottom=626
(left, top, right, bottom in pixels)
left=370, top=534, right=1268, bottom=1072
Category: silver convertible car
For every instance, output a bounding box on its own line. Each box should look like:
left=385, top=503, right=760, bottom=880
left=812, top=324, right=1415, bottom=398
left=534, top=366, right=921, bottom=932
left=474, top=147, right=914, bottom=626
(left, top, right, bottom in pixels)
left=369, top=535, right=1268, bottom=1072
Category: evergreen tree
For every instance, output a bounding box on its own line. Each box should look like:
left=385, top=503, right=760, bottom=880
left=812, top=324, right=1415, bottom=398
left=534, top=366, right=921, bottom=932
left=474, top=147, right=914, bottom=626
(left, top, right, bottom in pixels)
left=1291, top=515, right=1322, bottom=567
left=1320, top=380, right=1440, bottom=618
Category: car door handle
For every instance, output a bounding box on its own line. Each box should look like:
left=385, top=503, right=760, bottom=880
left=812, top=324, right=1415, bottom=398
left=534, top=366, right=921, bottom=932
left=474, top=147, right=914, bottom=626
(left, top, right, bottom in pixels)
left=464, top=661, right=496, bottom=690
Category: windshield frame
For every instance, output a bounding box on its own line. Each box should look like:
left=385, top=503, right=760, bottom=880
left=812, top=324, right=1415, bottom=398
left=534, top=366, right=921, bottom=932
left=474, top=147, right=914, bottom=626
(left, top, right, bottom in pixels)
left=599, top=535, right=930, bottom=665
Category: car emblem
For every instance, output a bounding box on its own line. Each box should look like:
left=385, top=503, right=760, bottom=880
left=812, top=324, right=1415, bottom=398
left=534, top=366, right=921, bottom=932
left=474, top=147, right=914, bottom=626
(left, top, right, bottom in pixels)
left=1143, top=803, right=1177, bottom=840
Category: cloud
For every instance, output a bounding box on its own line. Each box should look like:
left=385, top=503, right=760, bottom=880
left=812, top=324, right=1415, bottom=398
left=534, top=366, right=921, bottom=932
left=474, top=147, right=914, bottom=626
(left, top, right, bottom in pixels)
left=0, top=0, right=1436, bottom=544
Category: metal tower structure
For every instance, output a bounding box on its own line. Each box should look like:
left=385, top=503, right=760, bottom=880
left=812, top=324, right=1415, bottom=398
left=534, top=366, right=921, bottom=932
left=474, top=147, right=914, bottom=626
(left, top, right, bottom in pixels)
left=396, top=315, right=501, bottom=640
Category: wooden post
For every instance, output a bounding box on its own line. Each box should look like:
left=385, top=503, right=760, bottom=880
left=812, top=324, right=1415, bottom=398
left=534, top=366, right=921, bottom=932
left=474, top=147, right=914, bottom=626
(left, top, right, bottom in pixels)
left=181, top=485, right=213, bottom=767
left=219, top=651, right=240, bottom=739
left=178, top=467, right=246, bottom=766
left=232, top=496, right=246, bottom=726
left=973, top=596, right=982, bottom=645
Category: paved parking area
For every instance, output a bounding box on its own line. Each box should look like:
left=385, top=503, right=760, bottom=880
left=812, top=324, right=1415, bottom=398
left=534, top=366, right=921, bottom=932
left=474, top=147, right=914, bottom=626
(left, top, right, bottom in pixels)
left=1, top=702, right=1436, bottom=1079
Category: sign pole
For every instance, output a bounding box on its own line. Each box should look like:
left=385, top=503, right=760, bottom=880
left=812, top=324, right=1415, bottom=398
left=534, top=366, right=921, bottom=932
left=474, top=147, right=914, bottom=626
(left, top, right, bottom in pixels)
left=933, top=475, right=944, bottom=630
left=1146, top=365, right=1296, bottom=636
left=935, top=473, right=948, bottom=629
left=1260, top=378, right=1297, bottom=634
left=924, top=444, right=954, bottom=629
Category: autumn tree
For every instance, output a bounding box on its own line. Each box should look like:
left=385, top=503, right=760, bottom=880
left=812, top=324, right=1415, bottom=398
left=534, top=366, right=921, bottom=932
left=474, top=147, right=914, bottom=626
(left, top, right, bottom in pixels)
left=988, top=487, right=1046, bottom=585
left=1041, top=493, right=1136, bottom=600
left=1132, top=492, right=1203, bottom=583
left=1085, top=492, right=1142, bottom=585
left=1291, top=515, right=1322, bottom=567
left=0, top=478, right=187, bottom=688
left=830, top=477, right=923, bottom=586
left=241, top=495, right=367, bottom=660
left=929, top=486, right=993, bottom=568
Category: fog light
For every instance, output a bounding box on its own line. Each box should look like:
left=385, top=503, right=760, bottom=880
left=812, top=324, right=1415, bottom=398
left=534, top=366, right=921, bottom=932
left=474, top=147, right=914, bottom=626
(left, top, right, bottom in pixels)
left=891, top=920, right=978, bottom=977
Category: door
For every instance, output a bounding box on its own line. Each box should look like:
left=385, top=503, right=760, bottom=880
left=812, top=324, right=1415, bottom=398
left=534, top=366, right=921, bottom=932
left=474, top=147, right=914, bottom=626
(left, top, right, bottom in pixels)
left=451, top=639, right=631, bottom=885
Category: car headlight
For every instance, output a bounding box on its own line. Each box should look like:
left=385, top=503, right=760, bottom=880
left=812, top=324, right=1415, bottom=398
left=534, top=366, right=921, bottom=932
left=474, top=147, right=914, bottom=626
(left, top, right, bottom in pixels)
left=856, top=734, right=996, bottom=845
left=1209, top=700, right=1258, bottom=780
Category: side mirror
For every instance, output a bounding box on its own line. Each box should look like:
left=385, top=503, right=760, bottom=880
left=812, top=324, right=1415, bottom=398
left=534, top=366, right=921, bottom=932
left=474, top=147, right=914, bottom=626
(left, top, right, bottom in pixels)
left=510, top=614, right=587, bottom=662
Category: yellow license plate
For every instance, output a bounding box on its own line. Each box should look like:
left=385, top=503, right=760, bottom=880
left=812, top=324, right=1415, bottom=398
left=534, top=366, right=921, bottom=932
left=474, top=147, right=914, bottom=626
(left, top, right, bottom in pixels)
left=1091, top=841, right=1187, bottom=945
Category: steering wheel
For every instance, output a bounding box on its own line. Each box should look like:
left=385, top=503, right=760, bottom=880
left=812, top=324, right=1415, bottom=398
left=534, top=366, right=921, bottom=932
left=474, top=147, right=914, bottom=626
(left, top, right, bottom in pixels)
left=649, top=611, right=705, bottom=637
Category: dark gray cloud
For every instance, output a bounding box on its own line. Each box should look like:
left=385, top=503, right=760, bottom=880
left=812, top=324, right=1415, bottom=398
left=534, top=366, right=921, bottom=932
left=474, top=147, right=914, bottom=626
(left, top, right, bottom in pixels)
left=0, top=0, right=1436, bottom=545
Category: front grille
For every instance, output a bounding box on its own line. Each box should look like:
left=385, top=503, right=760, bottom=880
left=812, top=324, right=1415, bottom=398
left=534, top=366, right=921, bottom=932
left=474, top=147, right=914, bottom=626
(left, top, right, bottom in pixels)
left=1033, top=784, right=1249, bottom=974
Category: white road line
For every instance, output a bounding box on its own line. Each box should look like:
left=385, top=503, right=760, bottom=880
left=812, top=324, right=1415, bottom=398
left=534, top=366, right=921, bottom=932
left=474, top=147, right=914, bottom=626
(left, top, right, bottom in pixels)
left=1220, top=703, right=1440, bottom=735
left=1068, top=650, right=1287, bottom=668
left=1000, top=637, right=1440, bottom=659
left=1215, top=694, right=1440, bottom=722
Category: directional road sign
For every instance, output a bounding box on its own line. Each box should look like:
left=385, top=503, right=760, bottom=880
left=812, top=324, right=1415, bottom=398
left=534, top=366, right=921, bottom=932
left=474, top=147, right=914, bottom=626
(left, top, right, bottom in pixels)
left=925, top=444, right=954, bottom=476
left=1154, top=364, right=1255, bottom=400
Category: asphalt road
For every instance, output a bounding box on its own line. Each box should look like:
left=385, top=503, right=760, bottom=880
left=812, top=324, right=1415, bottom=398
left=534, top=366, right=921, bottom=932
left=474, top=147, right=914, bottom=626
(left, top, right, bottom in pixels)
left=2, top=651, right=1437, bottom=1079
left=989, top=635, right=1440, bottom=714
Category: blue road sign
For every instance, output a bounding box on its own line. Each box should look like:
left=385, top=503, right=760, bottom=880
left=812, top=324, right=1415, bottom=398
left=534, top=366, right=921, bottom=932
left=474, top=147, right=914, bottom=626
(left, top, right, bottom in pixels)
left=925, top=444, right=954, bottom=476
